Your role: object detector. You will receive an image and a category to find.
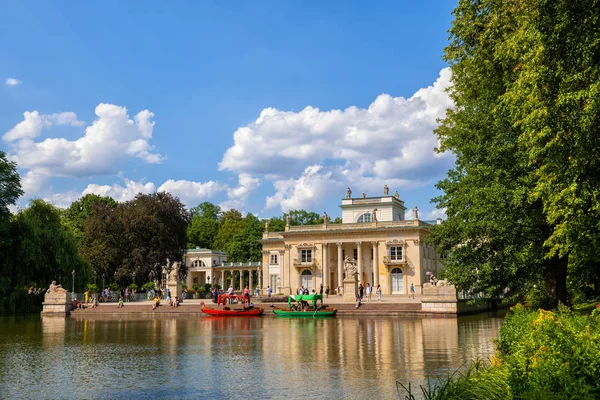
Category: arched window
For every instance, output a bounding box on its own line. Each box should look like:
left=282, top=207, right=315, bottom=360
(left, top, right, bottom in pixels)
left=301, top=269, right=313, bottom=292
left=391, top=268, right=404, bottom=294
left=357, top=213, right=372, bottom=223
left=192, top=260, right=206, bottom=268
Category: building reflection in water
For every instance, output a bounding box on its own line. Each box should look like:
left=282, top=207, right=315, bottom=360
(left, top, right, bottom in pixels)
left=23, top=313, right=505, bottom=399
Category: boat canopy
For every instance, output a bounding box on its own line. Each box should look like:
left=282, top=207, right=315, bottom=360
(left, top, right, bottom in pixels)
left=288, top=294, right=323, bottom=307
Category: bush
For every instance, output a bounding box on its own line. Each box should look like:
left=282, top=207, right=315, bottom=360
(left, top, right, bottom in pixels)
left=128, top=283, right=138, bottom=291
left=108, top=283, right=119, bottom=291
left=497, top=304, right=600, bottom=398
left=143, top=282, right=155, bottom=291
left=181, top=283, right=187, bottom=290
left=203, top=283, right=212, bottom=292
left=191, top=283, right=200, bottom=292
left=86, top=284, right=99, bottom=293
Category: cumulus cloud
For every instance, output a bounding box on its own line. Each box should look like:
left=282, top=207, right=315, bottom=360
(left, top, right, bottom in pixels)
left=44, top=177, right=227, bottom=209
left=220, top=68, right=454, bottom=212
left=3, top=104, right=164, bottom=198
left=158, top=179, right=226, bottom=207
left=219, top=173, right=261, bottom=210
left=5, top=78, right=21, bottom=86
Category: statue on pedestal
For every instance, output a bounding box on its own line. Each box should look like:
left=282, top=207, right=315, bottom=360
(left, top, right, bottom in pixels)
left=372, top=209, right=378, bottom=222
left=343, top=256, right=357, bottom=277
left=48, top=281, right=67, bottom=294
left=413, top=206, right=419, bottom=220
left=346, top=187, right=352, bottom=199
left=394, top=191, right=399, bottom=199
left=384, top=185, right=389, bottom=195
left=361, top=193, right=366, bottom=199
left=323, top=212, right=329, bottom=224
left=265, top=220, right=269, bottom=232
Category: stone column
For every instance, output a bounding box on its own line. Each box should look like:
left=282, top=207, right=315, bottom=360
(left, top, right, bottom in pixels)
left=279, top=250, right=285, bottom=294
left=221, top=270, right=225, bottom=289
left=337, top=242, right=343, bottom=288
left=249, top=269, right=253, bottom=291
left=323, top=243, right=329, bottom=290
left=231, top=270, right=234, bottom=290
left=372, top=241, right=379, bottom=287
left=356, top=242, right=363, bottom=284
left=240, top=270, right=244, bottom=290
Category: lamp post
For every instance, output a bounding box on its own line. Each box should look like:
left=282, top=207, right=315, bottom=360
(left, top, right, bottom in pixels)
left=93, top=270, right=97, bottom=286
left=132, top=272, right=136, bottom=286
left=71, top=270, right=76, bottom=294
left=113, top=272, right=117, bottom=284
left=102, top=274, right=105, bottom=290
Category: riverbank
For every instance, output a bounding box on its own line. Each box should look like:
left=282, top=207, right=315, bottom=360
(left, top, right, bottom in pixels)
left=67, top=295, right=501, bottom=318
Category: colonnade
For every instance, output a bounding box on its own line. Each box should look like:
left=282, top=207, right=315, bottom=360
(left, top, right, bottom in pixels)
left=212, top=267, right=262, bottom=292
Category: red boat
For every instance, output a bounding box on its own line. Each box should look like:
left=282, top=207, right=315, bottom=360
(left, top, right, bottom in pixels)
left=200, top=301, right=264, bottom=316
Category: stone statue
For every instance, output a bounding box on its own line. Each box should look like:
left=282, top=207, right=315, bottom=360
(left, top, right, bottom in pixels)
left=394, top=190, right=399, bottom=199
left=346, top=187, right=352, bottom=199
left=265, top=220, right=269, bottom=232
left=285, top=214, right=291, bottom=226
left=361, top=193, right=366, bottom=199
left=413, top=206, right=419, bottom=220
left=384, top=185, right=389, bottom=195
left=372, top=209, right=378, bottom=222
left=48, top=281, right=67, bottom=294
left=343, top=256, right=357, bottom=277
left=323, top=212, right=329, bottom=224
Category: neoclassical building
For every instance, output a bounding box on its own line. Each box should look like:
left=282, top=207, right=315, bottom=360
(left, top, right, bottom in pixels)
left=260, top=188, right=442, bottom=295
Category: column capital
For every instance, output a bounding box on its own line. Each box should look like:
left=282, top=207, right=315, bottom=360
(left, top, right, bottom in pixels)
left=278, top=250, right=285, bottom=255
left=336, top=242, right=343, bottom=248
left=355, top=241, right=363, bottom=246
left=284, top=244, right=292, bottom=250
left=261, top=250, right=270, bottom=255
left=371, top=241, right=378, bottom=247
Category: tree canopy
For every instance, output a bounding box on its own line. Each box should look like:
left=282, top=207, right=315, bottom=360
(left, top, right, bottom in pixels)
left=430, top=0, right=600, bottom=305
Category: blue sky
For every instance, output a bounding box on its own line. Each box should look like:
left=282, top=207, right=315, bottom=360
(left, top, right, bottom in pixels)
left=1, top=1, right=456, bottom=220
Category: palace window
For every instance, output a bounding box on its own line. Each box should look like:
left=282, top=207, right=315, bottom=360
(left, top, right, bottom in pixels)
left=389, top=246, right=403, bottom=261
left=192, top=260, right=206, bottom=268
left=353, top=249, right=358, bottom=260
left=300, top=249, right=312, bottom=263
left=357, top=213, right=372, bottom=223
left=270, top=254, right=279, bottom=265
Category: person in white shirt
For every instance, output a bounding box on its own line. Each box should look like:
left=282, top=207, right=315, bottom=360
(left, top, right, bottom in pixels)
left=366, top=283, right=372, bottom=302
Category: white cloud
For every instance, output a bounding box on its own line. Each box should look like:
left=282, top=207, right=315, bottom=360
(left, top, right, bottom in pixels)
left=83, top=178, right=156, bottom=203
left=5, top=78, right=21, bottom=86
left=220, top=173, right=261, bottom=210
left=220, top=68, right=454, bottom=211
left=158, top=179, right=226, bottom=207
left=3, top=104, right=164, bottom=198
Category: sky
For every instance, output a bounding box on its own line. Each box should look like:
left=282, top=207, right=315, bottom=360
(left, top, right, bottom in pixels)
left=0, top=1, right=457, bottom=221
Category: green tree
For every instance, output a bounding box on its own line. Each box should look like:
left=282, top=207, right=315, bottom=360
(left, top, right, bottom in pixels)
left=288, top=210, right=323, bottom=226
left=213, top=209, right=244, bottom=252
left=81, top=192, right=189, bottom=286
left=267, top=216, right=286, bottom=232
left=228, top=213, right=264, bottom=262
left=62, top=194, right=117, bottom=242
left=431, top=0, right=600, bottom=304
left=187, top=202, right=220, bottom=249
left=0, top=151, right=23, bottom=223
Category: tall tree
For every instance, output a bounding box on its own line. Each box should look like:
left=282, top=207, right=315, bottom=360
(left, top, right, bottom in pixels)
left=0, top=151, right=22, bottom=223
left=228, top=213, right=264, bottom=262
left=288, top=210, right=323, bottom=226
left=187, top=202, right=220, bottom=249
left=62, top=194, right=118, bottom=242
left=431, top=0, right=600, bottom=304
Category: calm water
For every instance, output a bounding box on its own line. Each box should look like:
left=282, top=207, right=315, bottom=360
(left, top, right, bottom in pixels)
left=0, top=313, right=505, bottom=399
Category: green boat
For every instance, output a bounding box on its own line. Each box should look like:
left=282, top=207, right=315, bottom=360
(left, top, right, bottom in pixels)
left=272, top=294, right=337, bottom=317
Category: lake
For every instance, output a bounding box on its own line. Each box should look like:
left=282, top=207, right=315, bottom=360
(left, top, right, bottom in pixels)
left=0, top=312, right=505, bottom=399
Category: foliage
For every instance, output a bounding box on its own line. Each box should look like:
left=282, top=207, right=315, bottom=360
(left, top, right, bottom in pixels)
left=430, top=0, right=600, bottom=304
left=62, top=194, right=117, bottom=242
left=592, top=305, right=600, bottom=317
left=496, top=305, right=600, bottom=398
left=143, top=282, right=155, bottom=291
left=108, top=283, right=119, bottom=291
left=81, top=192, right=189, bottom=286
left=188, top=202, right=220, bottom=249
left=288, top=209, right=322, bottom=226
left=86, top=284, right=100, bottom=293
left=128, top=283, right=138, bottom=291
left=227, top=213, right=264, bottom=262
left=181, top=283, right=187, bottom=290
left=397, top=361, right=509, bottom=400
left=191, top=283, right=200, bottom=292
left=398, top=306, right=600, bottom=399
left=0, top=151, right=23, bottom=224
left=204, top=283, right=212, bottom=292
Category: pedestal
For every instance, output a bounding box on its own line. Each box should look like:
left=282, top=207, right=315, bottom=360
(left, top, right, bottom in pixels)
left=343, top=276, right=358, bottom=303
left=42, top=292, right=72, bottom=315
left=168, top=280, right=182, bottom=302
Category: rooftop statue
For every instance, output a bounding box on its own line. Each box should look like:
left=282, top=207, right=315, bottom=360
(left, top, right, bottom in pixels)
left=413, top=206, right=419, bottom=220
left=361, top=193, right=366, bottom=199
left=346, top=187, right=352, bottom=199
left=384, top=185, right=389, bottom=195
left=265, top=220, right=269, bottom=232
left=372, top=209, right=378, bottom=222
left=323, top=212, right=329, bottom=224
left=394, top=190, right=399, bottom=199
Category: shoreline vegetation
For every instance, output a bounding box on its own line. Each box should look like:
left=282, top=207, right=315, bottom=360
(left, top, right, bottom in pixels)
left=397, top=304, right=600, bottom=399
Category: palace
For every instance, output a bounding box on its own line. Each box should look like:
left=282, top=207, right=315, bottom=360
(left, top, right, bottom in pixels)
left=260, top=187, right=442, bottom=295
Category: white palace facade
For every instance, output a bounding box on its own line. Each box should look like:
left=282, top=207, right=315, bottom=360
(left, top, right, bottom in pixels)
left=260, top=188, right=443, bottom=296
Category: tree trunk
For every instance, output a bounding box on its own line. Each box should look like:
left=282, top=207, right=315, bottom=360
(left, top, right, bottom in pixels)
left=553, top=255, right=568, bottom=305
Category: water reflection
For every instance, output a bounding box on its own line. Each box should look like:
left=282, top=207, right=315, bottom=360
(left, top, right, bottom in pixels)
left=0, top=313, right=505, bottom=399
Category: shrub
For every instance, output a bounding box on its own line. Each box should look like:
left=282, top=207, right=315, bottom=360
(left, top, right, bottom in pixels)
left=108, top=283, right=119, bottom=291
left=497, top=304, right=600, bottom=398
left=203, top=283, right=212, bottom=292
left=181, top=283, right=187, bottom=290
left=128, top=283, right=138, bottom=291
left=192, top=283, right=200, bottom=292
left=86, top=284, right=99, bottom=293
left=143, top=282, right=155, bottom=291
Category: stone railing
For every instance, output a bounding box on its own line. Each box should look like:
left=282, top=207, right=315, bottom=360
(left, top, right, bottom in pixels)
left=382, top=256, right=405, bottom=264
left=292, top=259, right=315, bottom=268
left=220, top=261, right=262, bottom=267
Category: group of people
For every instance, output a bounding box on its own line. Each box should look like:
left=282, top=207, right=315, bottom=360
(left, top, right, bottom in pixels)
left=355, top=283, right=384, bottom=308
